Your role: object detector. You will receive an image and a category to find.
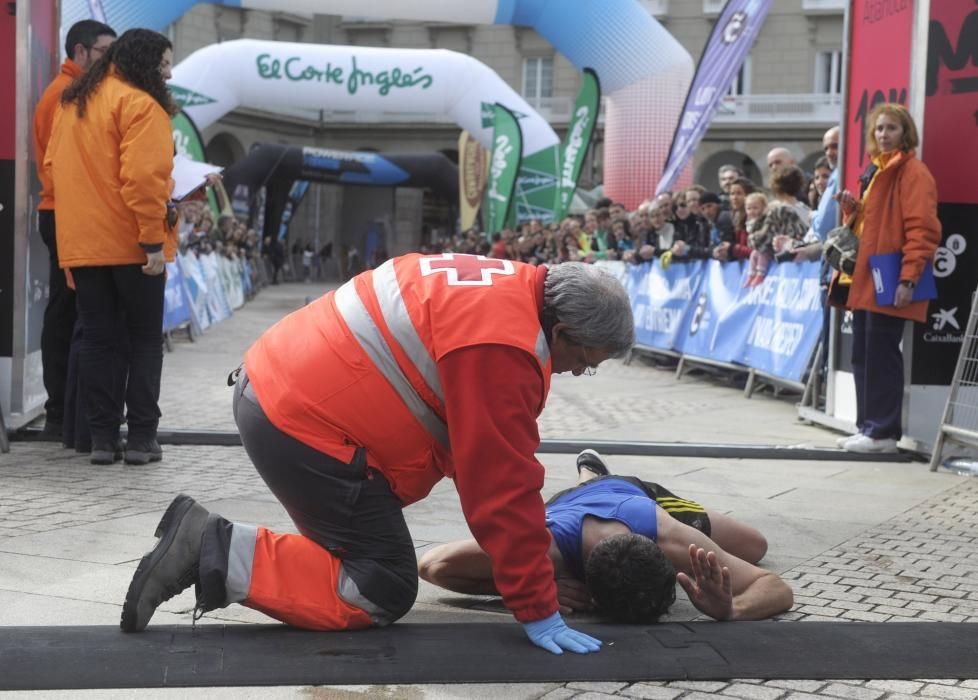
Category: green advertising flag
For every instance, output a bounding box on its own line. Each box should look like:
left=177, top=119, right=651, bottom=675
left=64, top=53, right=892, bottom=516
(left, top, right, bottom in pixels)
left=486, top=103, right=523, bottom=235
left=514, top=144, right=560, bottom=225
left=553, top=68, right=601, bottom=222
left=171, top=110, right=219, bottom=214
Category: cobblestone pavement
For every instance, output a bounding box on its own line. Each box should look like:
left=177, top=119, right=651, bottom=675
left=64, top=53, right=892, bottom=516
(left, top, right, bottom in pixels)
left=2, top=281, right=976, bottom=698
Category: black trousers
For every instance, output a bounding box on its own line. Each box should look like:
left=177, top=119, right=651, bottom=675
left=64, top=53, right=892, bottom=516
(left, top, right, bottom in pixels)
left=71, top=265, right=165, bottom=444
left=38, top=210, right=76, bottom=423
left=851, top=309, right=906, bottom=440
left=211, top=371, right=418, bottom=621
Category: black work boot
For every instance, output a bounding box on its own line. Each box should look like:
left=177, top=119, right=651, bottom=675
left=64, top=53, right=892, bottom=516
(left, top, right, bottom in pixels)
left=91, top=438, right=124, bottom=465
left=124, top=439, right=163, bottom=466
left=121, top=494, right=209, bottom=632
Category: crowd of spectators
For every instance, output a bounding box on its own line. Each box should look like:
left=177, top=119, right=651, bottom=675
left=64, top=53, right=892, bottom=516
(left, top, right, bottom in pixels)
left=426, top=131, right=841, bottom=291
left=174, top=199, right=266, bottom=287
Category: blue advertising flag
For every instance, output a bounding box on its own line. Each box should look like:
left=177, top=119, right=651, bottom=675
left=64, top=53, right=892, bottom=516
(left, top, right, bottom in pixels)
left=655, top=0, right=771, bottom=195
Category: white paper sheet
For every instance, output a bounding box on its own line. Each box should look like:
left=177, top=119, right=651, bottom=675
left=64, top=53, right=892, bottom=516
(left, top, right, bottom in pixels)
left=171, top=154, right=223, bottom=201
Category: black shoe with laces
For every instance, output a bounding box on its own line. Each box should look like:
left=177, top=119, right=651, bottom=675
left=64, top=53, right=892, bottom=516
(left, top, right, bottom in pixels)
left=121, top=494, right=209, bottom=632
left=90, top=438, right=124, bottom=465
left=125, top=439, right=163, bottom=465
left=576, top=449, right=611, bottom=477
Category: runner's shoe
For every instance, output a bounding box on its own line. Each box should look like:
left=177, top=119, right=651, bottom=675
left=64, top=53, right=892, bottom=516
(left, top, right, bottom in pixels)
left=576, top=449, right=611, bottom=477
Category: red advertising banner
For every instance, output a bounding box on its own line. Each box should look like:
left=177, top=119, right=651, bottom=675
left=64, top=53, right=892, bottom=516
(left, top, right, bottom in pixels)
left=923, top=2, right=978, bottom=206
left=842, top=0, right=914, bottom=194
left=0, top=4, right=15, bottom=162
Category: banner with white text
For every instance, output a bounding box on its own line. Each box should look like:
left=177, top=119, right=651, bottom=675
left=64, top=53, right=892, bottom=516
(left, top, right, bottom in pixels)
left=656, top=0, right=771, bottom=195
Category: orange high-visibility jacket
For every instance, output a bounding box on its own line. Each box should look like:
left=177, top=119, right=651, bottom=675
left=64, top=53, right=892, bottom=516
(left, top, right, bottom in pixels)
left=246, top=253, right=552, bottom=505
left=44, top=70, right=176, bottom=267
left=33, top=59, right=82, bottom=211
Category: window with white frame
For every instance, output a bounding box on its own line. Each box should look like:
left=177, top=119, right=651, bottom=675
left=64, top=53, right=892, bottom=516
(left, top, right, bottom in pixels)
left=522, top=56, right=554, bottom=102
left=815, top=50, right=843, bottom=94
left=726, top=55, right=752, bottom=96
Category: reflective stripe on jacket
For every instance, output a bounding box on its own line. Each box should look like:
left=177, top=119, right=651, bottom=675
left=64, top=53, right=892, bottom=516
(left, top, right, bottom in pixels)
left=245, top=253, right=552, bottom=506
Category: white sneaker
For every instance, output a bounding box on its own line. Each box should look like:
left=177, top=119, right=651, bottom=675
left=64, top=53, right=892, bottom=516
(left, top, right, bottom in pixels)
left=836, top=433, right=861, bottom=449
left=844, top=434, right=898, bottom=454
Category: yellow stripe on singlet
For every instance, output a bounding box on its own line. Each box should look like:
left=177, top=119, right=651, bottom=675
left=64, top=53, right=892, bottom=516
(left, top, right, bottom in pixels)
left=656, top=497, right=706, bottom=513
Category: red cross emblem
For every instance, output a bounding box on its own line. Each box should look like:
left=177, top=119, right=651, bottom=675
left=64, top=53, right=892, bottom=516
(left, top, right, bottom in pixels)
left=419, top=253, right=515, bottom=286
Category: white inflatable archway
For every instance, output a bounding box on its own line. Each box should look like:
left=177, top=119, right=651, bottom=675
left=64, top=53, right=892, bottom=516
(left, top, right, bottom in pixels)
left=238, top=0, right=695, bottom=208
left=170, top=39, right=559, bottom=158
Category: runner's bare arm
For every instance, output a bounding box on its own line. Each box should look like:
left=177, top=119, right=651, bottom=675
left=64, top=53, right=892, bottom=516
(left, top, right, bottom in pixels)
left=658, top=516, right=794, bottom=621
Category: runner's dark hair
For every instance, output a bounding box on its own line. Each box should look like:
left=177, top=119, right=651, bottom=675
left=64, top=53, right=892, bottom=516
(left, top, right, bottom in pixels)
left=585, top=533, right=676, bottom=623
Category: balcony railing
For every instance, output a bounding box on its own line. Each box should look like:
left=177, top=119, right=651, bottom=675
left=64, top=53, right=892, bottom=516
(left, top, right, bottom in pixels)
left=637, top=0, right=669, bottom=17
left=702, top=0, right=725, bottom=16
left=712, top=93, right=842, bottom=125
left=801, top=0, right=846, bottom=12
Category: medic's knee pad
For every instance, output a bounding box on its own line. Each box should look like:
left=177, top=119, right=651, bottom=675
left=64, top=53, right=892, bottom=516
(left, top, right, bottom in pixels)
left=341, top=556, right=418, bottom=625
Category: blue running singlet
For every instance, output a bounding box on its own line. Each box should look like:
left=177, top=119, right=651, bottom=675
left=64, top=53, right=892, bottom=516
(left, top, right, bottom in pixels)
left=546, top=478, right=657, bottom=580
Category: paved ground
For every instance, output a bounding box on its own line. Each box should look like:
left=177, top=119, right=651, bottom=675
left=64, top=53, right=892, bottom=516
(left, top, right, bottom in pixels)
left=2, top=280, right=977, bottom=698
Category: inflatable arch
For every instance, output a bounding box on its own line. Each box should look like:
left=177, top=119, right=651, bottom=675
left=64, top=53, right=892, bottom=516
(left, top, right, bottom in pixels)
left=63, top=0, right=694, bottom=207
left=224, top=143, right=458, bottom=247
left=169, top=39, right=558, bottom=159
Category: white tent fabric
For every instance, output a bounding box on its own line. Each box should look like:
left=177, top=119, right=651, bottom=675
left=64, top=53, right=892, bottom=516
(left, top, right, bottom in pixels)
left=169, top=39, right=559, bottom=157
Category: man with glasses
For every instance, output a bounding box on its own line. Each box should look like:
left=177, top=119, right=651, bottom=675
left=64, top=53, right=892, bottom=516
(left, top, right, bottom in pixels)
left=122, top=258, right=636, bottom=658
left=33, top=20, right=116, bottom=441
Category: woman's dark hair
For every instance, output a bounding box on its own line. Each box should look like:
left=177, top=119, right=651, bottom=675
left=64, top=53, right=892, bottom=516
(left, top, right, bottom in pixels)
left=585, top=533, right=677, bottom=623
left=813, top=156, right=832, bottom=173
left=729, top=177, right=755, bottom=230
left=62, top=28, right=176, bottom=118
left=769, top=165, right=805, bottom=200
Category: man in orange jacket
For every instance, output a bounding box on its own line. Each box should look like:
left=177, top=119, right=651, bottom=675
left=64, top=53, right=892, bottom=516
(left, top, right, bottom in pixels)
left=32, top=20, right=116, bottom=440
left=44, top=29, right=177, bottom=466
left=122, top=256, right=634, bottom=656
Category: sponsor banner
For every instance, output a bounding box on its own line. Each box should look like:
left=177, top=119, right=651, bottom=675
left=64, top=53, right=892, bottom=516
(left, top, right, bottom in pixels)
left=600, top=258, right=823, bottom=383
left=656, top=0, right=771, bottom=195
left=738, top=260, right=824, bottom=383
left=177, top=252, right=211, bottom=333
left=923, top=2, right=977, bottom=206
left=199, top=252, right=232, bottom=324
left=554, top=68, right=601, bottom=222
left=515, top=144, right=559, bottom=224
left=675, top=259, right=748, bottom=363
left=458, top=131, right=488, bottom=231
left=169, top=39, right=558, bottom=157
left=842, top=0, right=913, bottom=193
left=162, top=261, right=192, bottom=332
left=911, top=204, right=978, bottom=385
left=277, top=180, right=310, bottom=241
left=485, top=104, right=522, bottom=234
left=632, top=259, right=705, bottom=351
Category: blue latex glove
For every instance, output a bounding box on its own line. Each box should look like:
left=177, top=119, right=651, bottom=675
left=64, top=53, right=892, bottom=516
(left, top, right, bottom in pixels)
left=522, top=611, right=602, bottom=655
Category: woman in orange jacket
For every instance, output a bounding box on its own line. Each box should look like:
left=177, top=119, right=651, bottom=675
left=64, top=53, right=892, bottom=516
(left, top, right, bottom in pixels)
left=44, top=28, right=178, bottom=466
left=834, top=103, right=942, bottom=454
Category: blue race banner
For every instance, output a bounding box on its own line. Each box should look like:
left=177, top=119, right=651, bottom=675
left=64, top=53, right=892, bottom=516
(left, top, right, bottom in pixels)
left=162, top=261, right=192, bottom=332
left=656, top=0, right=771, bottom=195
left=178, top=252, right=211, bottom=333
left=633, top=260, right=704, bottom=351
left=675, top=259, right=747, bottom=362
left=738, top=260, right=823, bottom=382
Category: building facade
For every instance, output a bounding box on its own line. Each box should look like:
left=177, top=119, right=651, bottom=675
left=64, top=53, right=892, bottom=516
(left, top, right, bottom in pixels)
left=166, top=0, right=845, bottom=252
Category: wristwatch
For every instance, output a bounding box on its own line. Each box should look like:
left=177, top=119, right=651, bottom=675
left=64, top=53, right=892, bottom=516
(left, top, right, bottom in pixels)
left=899, top=280, right=915, bottom=289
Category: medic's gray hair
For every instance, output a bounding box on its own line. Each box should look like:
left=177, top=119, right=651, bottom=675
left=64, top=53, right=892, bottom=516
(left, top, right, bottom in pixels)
left=543, top=263, right=634, bottom=357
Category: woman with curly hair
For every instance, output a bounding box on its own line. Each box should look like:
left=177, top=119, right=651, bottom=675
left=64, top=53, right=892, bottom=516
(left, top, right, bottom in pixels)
left=44, top=28, right=178, bottom=466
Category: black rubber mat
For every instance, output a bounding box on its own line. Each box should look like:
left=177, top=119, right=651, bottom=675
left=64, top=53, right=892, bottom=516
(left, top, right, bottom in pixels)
left=1, top=622, right=976, bottom=689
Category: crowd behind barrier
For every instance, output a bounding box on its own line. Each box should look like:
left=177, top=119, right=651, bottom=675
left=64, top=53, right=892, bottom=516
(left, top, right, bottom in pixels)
left=597, top=258, right=823, bottom=384
left=163, top=154, right=835, bottom=377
